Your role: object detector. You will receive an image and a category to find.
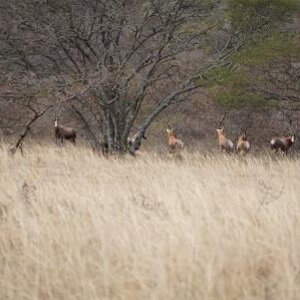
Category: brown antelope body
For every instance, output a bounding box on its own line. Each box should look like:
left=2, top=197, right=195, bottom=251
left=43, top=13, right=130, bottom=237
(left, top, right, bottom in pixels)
left=236, top=132, right=251, bottom=155
left=270, top=133, right=295, bottom=155
left=216, top=128, right=234, bottom=153
left=166, top=128, right=184, bottom=152
left=55, top=118, right=76, bottom=145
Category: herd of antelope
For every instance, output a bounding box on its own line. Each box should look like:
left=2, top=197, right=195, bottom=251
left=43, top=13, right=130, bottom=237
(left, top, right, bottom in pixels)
left=54, top=118, right=297, bottom=156
left=215, top=127, right=296, bottom=156
left=168, top=126, right=297, bottom=156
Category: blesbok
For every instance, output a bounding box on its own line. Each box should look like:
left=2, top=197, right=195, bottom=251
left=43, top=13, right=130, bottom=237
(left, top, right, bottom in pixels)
left=166, top=128, right=184, bottom=152
left=127, top=133, right=147, bottom=151
left=216, top=128, right=234, bottom=153
left=236, top=132, right=251, bottom=155
left=270, top=130, right=296, bottom=155
left=54, top=117, right=76, bottom=145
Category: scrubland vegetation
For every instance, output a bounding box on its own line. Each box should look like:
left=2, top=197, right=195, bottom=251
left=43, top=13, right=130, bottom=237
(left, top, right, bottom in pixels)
left=0, top=0, right=300, bottom=298
left=1, top=0, right=300, bottom=152
left=1, top=145, right=300, bottom=299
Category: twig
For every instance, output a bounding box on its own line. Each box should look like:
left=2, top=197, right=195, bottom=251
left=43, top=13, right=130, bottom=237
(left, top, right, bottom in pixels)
left=10, top=101, right=52, bottom=155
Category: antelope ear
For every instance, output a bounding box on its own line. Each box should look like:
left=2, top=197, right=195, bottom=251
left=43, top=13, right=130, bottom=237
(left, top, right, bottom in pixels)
left=166, top=129, right=170, bottom=133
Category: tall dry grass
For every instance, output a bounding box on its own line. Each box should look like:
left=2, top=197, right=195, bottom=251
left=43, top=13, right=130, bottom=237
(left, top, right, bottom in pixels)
left=1, top=144, right=300, bottom=299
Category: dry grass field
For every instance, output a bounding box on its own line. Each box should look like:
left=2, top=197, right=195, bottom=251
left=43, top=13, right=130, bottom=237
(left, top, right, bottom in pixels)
left=1, top=144, right=300, bottom=299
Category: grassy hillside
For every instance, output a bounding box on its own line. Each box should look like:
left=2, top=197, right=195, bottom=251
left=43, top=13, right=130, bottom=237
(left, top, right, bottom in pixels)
left=1, top=145, right=300, bottom=299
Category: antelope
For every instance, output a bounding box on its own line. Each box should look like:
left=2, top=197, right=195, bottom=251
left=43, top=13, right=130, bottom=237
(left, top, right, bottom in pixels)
left=270, top=131, right=296, bottom=155
left=236, top=132, right=251, bottom=155
left=54, top=117, right=76, bottom=145
left=166, top=128, right=184, bottom=152
left=128, top=133, right=146, bottom=151
left=127, top=133, right=147, bottom=151
left=216, top=128, right=234, bottom=153
left=127, top=132, right=147, bottom=156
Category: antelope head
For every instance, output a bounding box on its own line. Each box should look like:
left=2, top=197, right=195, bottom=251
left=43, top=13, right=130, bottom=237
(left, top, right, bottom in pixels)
left=216, top=128, right=224, bottom=136
left=166, top=128, right=176, bottom=137
left=240, top=132, right=247, bottom=141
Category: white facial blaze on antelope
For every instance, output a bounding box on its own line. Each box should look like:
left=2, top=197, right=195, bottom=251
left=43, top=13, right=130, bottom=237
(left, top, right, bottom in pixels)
left=236, top=132, right=251, bottom=155
left=54, top=117, right=77, bottom=146
left=216, top=128, right=234, bottom=153
left=166, top=128, right=184, bottom=152
left=127, top=133, right=147, bottom=155
left=127, top=134, right=137, bottom=149
left=270, top=132, right=296, bottom=155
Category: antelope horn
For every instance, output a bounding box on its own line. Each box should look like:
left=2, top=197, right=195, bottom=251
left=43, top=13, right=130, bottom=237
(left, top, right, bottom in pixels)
left=219, top=111, right=227, bottom=127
